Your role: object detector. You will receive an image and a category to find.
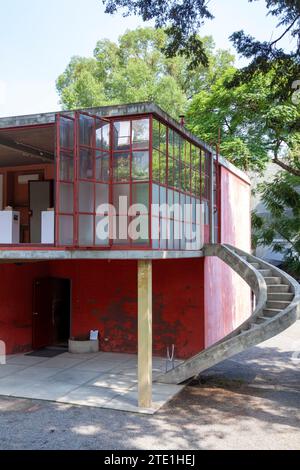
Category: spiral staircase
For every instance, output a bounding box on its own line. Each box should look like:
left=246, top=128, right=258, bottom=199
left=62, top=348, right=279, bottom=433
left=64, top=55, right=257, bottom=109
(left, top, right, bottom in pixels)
left=156, top=244, right=300, bottom=384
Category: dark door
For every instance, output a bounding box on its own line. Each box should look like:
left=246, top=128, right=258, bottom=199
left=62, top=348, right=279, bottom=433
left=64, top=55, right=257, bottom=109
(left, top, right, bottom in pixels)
left=29, top=180, right=53, bottom=243
left=32, top=278, right=70, bottom=350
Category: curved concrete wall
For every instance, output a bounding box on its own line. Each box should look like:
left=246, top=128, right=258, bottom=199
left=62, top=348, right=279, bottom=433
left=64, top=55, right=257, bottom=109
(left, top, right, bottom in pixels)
left=204, top=167, right=252, bottom=347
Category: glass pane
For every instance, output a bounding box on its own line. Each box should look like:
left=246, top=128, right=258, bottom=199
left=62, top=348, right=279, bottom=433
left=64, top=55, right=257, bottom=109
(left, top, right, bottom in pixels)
left=59, top=215, right=73, bottom=245
left=60, top=117, right=74, bottom=150
left=79, top=215, right=94, bottom=246
left=184, top=141, right=191, bottom=164
left=168, top=129, right=174, bottom=157
left=160, top=185, right=167, bottom=205
left=60, top=152, right=74, bottom=182
left=79, top=114, right=94, bottom=146
left=113, top=184, right=130, bottom=214
left=96, top=122, right=110, bottom=150
left=174, top=219, right=180, bottom=249
left=152, top=184, right=159, bottom=217
left=95, top=184, right=109, bottom=213
left=132, top=119, right=149, bottom=149
left=114, top=215, right=129, bottom=245
left=79, top=181, right=94, bottom=213
left=95, top=215, right=110, bottom=246
left=159, top=218, right=167, bottom=249
left=132, top=151, right=149, bottom=180
left=180, top=163, right=185, bottom=191
left=152, top=119, right=160, bottom=149
left=159, top=152, right=167, bottom=184
left=113, top=152, right=130, bottom=182
left=132, top=183, right=149, bottom=211
left=96, top=152, right=109, bottom=182
left=168, top=220, right=174, bottom=249
left=191, top=145, right=200, bottom=169
left=185, top=165, right=191, bottom=192
left=79, top=148, right=94, bottom=179
left=152, top=149, right=160, bottom=182
left=151, top=216, right=159, bottom=249
left=168, top=188, right=174, bottom=207
left=59, top=183, right=73, bottom=213
left=174, top=159, right=180, bottom=189
left=113, top=121, right=130, bottom=150
left=168, top=158, right=174, bottom=187
left=131, top=215, right=149, bottom=245
left=160, top=124, right=167, bottom=154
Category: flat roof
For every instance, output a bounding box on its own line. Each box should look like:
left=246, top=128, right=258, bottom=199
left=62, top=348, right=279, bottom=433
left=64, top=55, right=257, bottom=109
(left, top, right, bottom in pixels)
left=0, top=101, right=250, bottom=184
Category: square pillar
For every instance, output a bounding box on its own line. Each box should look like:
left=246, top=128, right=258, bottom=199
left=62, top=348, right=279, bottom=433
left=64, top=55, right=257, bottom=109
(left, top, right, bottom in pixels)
left=137, top=259, right=152, bottom=408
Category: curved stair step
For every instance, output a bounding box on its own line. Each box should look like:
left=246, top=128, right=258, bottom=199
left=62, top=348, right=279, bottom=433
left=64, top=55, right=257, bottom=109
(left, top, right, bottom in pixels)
left=267, top=300, right=291, bottom=309
left=258, top=269, right=273, bottom=277
left=155, top=243, right=300, bottom=385
left=264, top=276, right=286, bottom=285
left=268, top=292, right=294, bottom=301
left=268, top=284, right=291, bottom=293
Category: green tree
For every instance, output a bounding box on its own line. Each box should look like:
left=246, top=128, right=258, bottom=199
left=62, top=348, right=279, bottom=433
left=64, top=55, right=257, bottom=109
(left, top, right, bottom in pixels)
left=252, top=170, right=300, bottom=277
left=56, top=28, right=234, bottom=118
left=102, top=1, right=300, bottom=77
left=186, top=67, right=300, bottom=173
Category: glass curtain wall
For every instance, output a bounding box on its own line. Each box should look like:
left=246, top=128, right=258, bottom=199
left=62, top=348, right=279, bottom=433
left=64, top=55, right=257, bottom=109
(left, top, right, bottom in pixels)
left=112, top=118, right=150, bottom=246
left=151, top=119, right=210, bottom=250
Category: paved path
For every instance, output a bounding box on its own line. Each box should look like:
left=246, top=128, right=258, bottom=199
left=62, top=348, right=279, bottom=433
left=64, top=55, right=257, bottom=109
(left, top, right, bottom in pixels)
left=0, top=322, right=299, bottom=450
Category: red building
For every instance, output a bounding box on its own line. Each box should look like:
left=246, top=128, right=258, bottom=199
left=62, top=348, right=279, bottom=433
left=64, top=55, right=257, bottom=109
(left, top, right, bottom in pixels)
left=0, top=103, right=298, bottom=407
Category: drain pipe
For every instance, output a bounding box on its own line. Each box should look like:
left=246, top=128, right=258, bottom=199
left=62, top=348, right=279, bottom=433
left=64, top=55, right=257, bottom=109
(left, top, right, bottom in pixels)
left=209, top=152, right=215, bottom=244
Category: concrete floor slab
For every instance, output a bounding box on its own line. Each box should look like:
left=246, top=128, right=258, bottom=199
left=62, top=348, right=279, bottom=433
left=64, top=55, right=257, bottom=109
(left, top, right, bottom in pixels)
left=0, top=352, right=183, bottom=414
left=0, top=364, right=28, bottom=378
left=6, top=355, right=49, bottom=366
left=87, top=372, right=137, bottom=391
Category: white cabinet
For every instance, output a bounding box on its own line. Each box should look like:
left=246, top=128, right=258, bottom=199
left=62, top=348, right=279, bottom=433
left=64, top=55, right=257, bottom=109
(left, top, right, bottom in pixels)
left=0, top=211, right=20, bottom=244
left=41, top=211, right=55, bottom=244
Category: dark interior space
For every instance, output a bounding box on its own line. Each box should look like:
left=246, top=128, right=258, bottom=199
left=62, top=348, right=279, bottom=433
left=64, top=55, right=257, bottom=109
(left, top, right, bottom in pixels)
left=33, top=277, right=71, bottom=350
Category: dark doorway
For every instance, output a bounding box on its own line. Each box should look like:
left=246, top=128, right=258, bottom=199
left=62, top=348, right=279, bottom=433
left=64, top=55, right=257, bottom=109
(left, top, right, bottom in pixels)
left=29, top=180, right=53, bottom=243
left=32, top=278, right=71, bottom=350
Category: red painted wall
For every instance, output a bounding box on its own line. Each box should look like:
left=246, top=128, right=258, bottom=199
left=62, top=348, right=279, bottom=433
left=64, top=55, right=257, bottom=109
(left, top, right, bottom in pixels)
left=0, top=258, right=204, bottom=359
left=0, top=262, right=49, bottom=354
left=204, top=167, right=252, bottom=347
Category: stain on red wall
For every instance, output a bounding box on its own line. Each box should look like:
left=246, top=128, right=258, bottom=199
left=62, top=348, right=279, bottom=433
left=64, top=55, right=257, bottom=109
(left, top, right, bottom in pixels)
left=0, top=258, right=204, bottom=359
left=204, top=167, right=252, bottom=347
left=47, top=258, right=204, bottom=359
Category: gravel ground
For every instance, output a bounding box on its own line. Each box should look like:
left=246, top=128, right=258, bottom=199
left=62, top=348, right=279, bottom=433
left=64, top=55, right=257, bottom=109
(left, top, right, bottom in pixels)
left=0, top=321, right=300, bottom=450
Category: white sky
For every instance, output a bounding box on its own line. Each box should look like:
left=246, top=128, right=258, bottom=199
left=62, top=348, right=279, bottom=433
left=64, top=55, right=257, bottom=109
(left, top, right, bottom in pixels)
left=0, top=0, right=295, bottom=117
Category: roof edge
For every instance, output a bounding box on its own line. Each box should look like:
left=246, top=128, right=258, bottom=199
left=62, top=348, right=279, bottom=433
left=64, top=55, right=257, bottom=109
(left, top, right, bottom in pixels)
left=0, top=101, right=250, bottom=185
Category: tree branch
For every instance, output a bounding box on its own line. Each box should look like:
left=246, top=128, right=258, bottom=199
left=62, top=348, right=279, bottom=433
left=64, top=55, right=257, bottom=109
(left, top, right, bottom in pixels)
left=269, top=15, right=300, bottom=48
left=273, top=156, right=300, bottom=176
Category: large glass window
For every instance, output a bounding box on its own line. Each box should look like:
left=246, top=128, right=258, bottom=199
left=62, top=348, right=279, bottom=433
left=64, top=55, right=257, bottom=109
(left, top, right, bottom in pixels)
left=111, top=118, right=150, bottom=247
left=151, top=118, right=210, bottom=250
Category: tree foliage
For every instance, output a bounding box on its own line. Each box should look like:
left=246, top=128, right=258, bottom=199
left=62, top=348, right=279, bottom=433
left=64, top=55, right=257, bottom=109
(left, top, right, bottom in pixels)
left=186, top=67, right=300, bottom=172
left=102, top=0, right=214, bottom=68
left=252, top=170, right=300, bottom=276
left=56, top=28, right=234, bottom=118
left=230, top=0, right=300, bottom=99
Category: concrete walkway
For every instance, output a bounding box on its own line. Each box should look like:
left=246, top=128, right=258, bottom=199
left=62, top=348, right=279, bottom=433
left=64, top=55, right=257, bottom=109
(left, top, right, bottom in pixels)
left=0, top=322, right=299, bottom=449
left=0, top=352, right=183, bottom=414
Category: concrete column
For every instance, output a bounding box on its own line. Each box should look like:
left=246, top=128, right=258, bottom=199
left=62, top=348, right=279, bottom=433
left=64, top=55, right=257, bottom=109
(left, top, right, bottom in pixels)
left=137, top=259, right=152, bottom=408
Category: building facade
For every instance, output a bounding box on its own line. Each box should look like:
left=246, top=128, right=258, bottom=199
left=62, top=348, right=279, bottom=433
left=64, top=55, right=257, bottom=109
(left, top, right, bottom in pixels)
left=0, top=102, right=251, bottom=368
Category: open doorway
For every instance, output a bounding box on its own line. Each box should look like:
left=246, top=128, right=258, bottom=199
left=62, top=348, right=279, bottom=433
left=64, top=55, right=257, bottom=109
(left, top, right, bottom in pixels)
left=0, top=124, right=55, bottom=245
left=32, top=278, right=71, bottom=350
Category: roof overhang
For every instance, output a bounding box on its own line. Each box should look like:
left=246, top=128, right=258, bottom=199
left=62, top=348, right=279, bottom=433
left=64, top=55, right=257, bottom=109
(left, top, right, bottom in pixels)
left=0, top=102, right=250, bottom=184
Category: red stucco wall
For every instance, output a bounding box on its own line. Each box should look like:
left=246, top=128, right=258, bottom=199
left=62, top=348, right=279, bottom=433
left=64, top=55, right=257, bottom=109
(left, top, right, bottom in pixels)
left=204, top=167, right=252, bottom=347
left=0, top=258, right=204, bottom=359
left=0, top=262, right=49, bottom=354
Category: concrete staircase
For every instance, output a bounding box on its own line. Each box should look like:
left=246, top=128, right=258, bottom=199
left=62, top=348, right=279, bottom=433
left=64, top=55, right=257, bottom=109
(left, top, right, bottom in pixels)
left=156, top=244, right=300, bottom=384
